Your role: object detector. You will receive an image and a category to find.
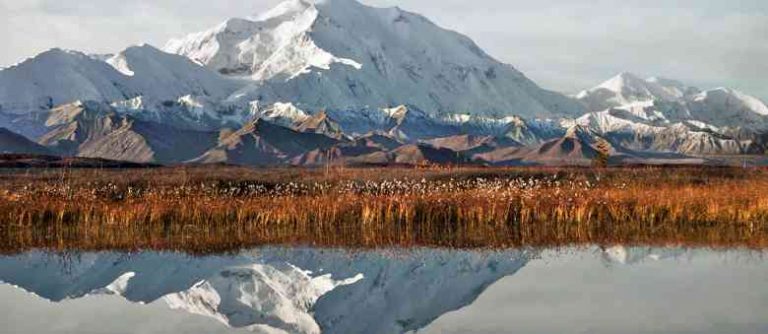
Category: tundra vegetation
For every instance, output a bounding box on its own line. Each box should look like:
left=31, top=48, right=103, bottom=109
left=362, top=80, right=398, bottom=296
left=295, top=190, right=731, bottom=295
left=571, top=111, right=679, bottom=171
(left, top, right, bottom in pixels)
left=0, top=166, right=767, bottom=254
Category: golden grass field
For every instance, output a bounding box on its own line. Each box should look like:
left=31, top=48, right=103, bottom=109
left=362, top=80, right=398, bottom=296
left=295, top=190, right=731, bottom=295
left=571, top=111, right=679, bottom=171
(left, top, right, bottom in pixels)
left=1, top=166, right=767, bottom=253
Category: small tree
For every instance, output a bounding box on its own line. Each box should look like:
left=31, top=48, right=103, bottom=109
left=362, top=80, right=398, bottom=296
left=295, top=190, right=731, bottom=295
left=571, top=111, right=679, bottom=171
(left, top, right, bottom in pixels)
left=592, top=139, right=611, bottom=168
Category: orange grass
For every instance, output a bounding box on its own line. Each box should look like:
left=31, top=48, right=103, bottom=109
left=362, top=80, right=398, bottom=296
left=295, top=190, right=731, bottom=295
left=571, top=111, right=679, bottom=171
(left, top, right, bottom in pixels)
left=1, top=166, right=767, bottom=253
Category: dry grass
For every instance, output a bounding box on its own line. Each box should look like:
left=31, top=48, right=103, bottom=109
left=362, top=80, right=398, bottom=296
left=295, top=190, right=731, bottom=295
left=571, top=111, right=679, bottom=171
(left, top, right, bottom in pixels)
left=1, top=165, right=767, bottom=254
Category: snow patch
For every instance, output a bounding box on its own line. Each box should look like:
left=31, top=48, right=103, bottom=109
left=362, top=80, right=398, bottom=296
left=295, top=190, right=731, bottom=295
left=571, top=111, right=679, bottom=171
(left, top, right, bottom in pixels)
left=106, top=54, right=135, bottom=76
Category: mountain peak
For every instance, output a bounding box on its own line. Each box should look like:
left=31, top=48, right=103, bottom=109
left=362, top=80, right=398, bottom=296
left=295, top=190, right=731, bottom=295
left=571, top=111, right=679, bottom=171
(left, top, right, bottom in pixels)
left=38, top=47, right=83, bottom=58
left=0, top=47, right=135, bottom=113
left=646, top=76, right=686, bottom=88
left=162, top=0, right=585, bottom=118
left=598, top=72, right=647, bottom=92
left=314, top=0, right=369, bottom=12
left=578, top=72, right=702, bottom=111
left=164, top=0, right=359, bottom=79
left=564, top=123, right=594, bottom=140
left=694, top=87, right=768, bottom=116
left=109, top=43, right=177, bottom=66
left=25, top=48, right=96, bottom=66
left=254, top=0, right=316, bottom=21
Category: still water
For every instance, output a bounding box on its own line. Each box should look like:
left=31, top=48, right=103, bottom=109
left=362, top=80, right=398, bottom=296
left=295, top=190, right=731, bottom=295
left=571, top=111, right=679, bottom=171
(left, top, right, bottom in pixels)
left=0, top=247, right=765, bottom=334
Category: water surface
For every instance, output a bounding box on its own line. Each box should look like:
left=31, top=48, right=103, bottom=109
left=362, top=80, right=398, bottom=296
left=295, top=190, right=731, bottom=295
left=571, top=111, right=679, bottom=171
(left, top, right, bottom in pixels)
left=0, top=247, right=765, bottom=334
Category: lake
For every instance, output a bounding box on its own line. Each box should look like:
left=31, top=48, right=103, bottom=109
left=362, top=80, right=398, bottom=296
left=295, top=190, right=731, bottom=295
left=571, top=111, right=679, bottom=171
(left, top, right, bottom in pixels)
left=0, top=246, right=766, bottom=334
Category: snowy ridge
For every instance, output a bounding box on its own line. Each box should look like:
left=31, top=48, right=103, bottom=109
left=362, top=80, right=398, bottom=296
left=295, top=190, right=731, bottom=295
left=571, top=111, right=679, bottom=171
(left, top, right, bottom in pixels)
left=0, top=44, right=244, bottom=118
left=0, top=48, right=136, bottom=113
left=104, top=44, right=241, bottom=102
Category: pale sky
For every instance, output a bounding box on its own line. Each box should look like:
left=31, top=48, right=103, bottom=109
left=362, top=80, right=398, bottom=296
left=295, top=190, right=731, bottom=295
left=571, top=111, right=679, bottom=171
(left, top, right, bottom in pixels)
left=1, top=0, right=766, bottom=99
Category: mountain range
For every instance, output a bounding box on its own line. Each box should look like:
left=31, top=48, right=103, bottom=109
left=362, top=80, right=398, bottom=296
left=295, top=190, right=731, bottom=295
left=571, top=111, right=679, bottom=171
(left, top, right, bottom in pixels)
left=1, top=0, right=767, bottom=166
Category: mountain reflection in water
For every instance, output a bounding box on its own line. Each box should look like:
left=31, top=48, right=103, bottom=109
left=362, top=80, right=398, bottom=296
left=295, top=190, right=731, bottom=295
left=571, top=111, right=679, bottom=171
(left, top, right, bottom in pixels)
left=0, top=247, right=766, bottom=334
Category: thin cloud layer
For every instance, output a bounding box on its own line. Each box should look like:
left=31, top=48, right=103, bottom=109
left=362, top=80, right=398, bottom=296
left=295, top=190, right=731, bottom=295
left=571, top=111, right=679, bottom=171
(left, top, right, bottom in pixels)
left=1, top=0, right=765, bottom=99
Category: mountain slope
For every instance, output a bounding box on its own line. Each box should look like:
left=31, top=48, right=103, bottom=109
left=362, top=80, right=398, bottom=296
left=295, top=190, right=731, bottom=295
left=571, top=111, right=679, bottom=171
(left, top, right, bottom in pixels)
left=165, top=0, right=585, bottom=119
left=422, top=134, right=520, bottom=156
left=192, top=118, right=340, bottom=166
left=0, top=128, right=52, bottom=155
left=293, top=110, right=346, bottom=138
left=38, top=101, right=218, bottom=163
left=475, top=125, right=599, bottom=166
left=390, top=144, right=469, bottom=165
left=686, top=88, right=768, bottom=128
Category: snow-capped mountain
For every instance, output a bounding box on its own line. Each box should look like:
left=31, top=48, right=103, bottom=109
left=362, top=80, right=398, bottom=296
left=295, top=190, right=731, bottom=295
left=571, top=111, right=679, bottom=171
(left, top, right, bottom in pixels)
left=0, top=49, right=136, bottom=113
left=0, top=248, right=534, bottom=334
left=0, top=0, right=587, bottom=164
left=574, top=73, right=768, bottom=155
left=576, top=73, right=768, bottom=129
left=0, top=45, right=242, bottom=116
left=576, top=72, right=700, bottom=111
left=165, top=0, right=585, bottom=119
left=1, top=0, right=767, bottom=164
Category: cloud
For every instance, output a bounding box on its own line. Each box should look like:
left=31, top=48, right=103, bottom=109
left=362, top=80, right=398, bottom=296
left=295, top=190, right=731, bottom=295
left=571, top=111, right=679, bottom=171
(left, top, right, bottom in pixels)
left=1, top=0, right=766, bottom=100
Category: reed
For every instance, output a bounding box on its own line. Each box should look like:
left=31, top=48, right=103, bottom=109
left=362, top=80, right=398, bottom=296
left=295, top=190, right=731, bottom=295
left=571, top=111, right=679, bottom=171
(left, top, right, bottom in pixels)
left=1, top=166, right=767, bottom=254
